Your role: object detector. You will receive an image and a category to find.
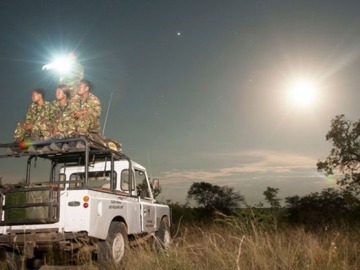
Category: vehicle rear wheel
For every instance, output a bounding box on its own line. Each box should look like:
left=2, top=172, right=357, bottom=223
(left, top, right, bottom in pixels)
left=98, top=221, right=128, bottom=267
left=154, top=216, right=171, bottom=250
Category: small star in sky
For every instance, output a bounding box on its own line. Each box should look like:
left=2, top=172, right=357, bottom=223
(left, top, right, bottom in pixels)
left=177, top=32, right=182, bottom=36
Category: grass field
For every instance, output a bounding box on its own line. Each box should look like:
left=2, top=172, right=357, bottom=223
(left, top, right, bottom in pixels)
left=122, top=219, right=360, bottom=270
left=2, top=217, right=359, bottom=269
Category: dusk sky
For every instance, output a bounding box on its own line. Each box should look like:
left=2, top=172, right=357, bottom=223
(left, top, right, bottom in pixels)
left=0, top=0, right=359, bottom=205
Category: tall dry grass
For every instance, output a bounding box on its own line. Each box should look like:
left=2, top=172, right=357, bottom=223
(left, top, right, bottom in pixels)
left=123, top=219, right=360, bottom=270
left=2, top=218, right=360, bottom=269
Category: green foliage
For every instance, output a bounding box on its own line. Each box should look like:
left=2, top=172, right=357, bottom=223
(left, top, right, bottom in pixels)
left=317, top=114, right=360, bottom=190
left=234, top=207, right=285, bottom=230
left=285, top=187, right=360, bottom=226
left=187, top=182, right=244, bottom=215
left=166, top=201, right=196, bottom=224
left=263, top=187, right=281, bottom=209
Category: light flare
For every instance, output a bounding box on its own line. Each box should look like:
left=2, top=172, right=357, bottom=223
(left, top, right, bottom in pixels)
left=18, top=139, right=33, bottom=150
left=42, top=56, right=73, bottom=74
left=287, top=78, right=319, bottom=107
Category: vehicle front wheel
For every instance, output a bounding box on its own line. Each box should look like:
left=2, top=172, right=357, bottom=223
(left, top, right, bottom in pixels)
left=98, top=221, right=128, bottom=267
left=154, top=216, right=171, bottom=250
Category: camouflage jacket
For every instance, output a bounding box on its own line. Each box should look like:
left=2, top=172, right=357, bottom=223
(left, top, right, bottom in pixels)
left=50, top=100, right=75, bottom=121
left=50, top=100, right=76, bottom=138
left=70, top=93, right=101, bottom=132
left=25, top=101, right=52, bottom=123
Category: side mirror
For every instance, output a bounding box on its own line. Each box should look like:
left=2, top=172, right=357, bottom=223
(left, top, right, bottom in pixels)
left=152, top=178, right=160, bottom=190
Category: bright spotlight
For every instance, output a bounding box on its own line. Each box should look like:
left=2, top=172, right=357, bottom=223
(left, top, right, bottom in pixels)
left=42, top=55, right=74, bottom=74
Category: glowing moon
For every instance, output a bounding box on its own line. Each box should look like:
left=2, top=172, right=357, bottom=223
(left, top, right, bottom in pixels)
left=288, top=78, right=318, bottom=107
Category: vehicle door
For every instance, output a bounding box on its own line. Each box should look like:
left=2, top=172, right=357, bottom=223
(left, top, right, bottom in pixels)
left=135, top=169, right=156, bottom=232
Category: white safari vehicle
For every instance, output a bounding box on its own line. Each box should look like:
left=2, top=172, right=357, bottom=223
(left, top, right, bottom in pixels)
left=0, top=136, right=171, bottom=269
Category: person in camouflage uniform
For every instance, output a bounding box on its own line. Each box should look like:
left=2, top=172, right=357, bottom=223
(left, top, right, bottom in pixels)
left=59, top=52, right=84, bottom=98
left=13, top=89, right=52, bottom=142
left=71, top=79, right=101, bottom=136
left=50, top=85, right=76, bottom=139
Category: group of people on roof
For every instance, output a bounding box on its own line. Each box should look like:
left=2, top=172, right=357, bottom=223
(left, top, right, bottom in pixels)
left=9, top=53, right=104, bottom=154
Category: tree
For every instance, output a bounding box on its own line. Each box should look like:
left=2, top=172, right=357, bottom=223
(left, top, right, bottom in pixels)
left=285, top=188, right=360, bottom=225
left=262, top=187, right=282, bottom=228
left=317, top=114, right=360, bottom=191
left=187, top=182, right=244, bottom=214
left=263, top=187, right=281, bottom=209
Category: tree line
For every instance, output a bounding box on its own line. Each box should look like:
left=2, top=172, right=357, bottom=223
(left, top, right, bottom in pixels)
left=167, top=114, right=360, bottom=227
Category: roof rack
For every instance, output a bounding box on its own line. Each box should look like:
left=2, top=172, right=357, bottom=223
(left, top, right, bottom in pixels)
left=0, top=136, right=128, bottom=164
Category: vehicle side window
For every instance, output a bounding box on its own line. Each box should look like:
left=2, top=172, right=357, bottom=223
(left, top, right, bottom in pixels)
left=69, top=171, right=116, bottom=189
left=135, top=170, right=150, bottom=199
left=121, top=169, right=135, bottom=191
left=58, top=173, right=66, bottom=189
left=70, top=173, right=84, bottom=188
left=89, top=171, right=116, bottom=189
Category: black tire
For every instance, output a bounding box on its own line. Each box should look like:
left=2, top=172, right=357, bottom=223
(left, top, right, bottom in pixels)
left=25, top=257, right=43, bottom=270
left=154, top=217, right=171, bottom=250
left=98, top=221, right=128, bottom=267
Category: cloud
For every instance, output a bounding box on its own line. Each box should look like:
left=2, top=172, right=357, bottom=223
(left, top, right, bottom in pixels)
left=160, top=149, right=318, bottom=183
left=158, top=149, right=334, bottom=204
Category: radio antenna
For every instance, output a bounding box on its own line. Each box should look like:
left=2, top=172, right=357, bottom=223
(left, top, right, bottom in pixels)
left=102, top=92, right=113, bottom=135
